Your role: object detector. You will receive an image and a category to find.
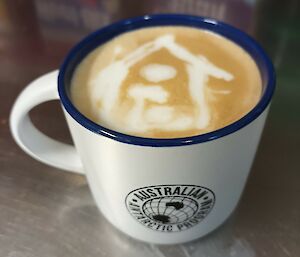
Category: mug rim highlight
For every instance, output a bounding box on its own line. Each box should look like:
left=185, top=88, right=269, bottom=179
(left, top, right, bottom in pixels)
left=58, top=14, right=276, bottom=147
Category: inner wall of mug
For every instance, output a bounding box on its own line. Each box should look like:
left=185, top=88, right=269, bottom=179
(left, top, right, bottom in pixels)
left=59, top=14, right=275, bottom=146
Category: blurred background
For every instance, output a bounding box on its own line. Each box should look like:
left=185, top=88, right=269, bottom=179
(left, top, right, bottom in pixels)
left=0, top=0, right=299, bottom=257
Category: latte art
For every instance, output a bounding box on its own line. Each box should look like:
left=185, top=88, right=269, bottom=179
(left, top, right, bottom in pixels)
left=71, top=27, right=262, bottom=138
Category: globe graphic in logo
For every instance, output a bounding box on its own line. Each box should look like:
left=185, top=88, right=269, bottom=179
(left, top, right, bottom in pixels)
left=142, top=196, right=198, bottom=224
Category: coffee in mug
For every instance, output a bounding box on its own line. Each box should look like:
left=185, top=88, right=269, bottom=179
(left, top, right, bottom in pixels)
left=71, top=26, right=262, bottom=138
left=10, top=15, right=275, bottom=244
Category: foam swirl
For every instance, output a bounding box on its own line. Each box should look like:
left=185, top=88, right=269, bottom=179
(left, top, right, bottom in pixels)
left=89, top=33, right=234, bottom=134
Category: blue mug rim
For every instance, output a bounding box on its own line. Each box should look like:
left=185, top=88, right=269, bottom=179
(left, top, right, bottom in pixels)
left=58, top=14, right=276, bottom=147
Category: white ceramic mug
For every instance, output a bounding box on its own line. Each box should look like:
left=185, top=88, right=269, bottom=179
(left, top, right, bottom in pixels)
left=10, top=15, right=275, bottom=244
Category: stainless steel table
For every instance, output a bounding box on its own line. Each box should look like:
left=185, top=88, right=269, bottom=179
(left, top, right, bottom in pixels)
left=0, top=0, right=299, bottom=256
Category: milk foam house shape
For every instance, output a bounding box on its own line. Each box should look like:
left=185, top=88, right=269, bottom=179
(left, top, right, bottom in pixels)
left=91, top=34, right=234, bottom=134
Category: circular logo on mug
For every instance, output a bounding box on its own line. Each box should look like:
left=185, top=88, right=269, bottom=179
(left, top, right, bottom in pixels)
left=125, top=185, right=215, bottom=232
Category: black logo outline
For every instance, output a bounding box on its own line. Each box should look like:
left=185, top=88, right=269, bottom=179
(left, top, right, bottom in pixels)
left=125, top=184, right=216, bottom=233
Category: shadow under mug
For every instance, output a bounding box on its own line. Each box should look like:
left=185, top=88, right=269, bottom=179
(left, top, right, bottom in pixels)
left=10, top=14, right=275, bottom=244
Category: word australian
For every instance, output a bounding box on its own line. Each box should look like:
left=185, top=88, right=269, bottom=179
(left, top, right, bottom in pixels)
left=133, top=185, right=210, bottom=202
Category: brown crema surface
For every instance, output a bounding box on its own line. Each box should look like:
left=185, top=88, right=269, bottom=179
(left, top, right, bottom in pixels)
left=71, top=26, right=262, bottom=138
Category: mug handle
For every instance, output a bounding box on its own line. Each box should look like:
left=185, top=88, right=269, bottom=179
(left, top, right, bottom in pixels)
left=10, top=70, right=84, bottom=174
